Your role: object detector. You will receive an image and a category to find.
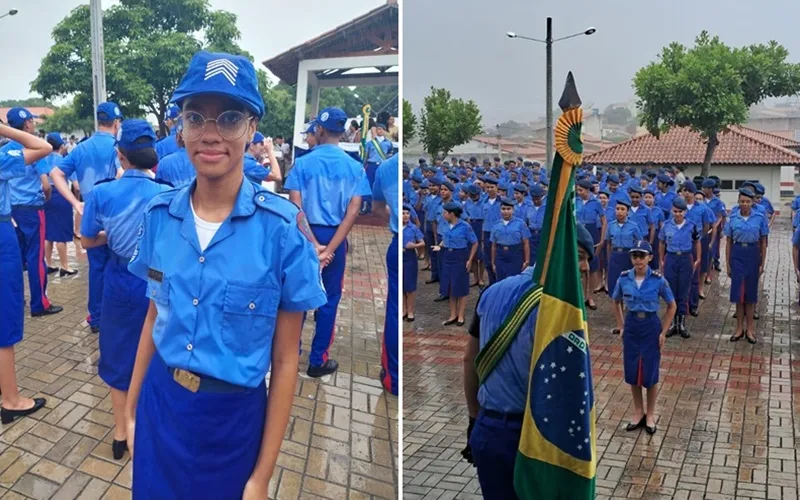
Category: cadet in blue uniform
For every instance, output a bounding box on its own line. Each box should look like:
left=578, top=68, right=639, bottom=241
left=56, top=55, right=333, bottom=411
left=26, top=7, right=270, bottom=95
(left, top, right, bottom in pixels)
left=701, top=179, right=725, bottom=283
left=42, top=133, right=77, bottom=276
left=655, top=174, right=676, bottom=218
left=594, top=190, right=613, bottom=293
left=512, top=184, right=532, bottom=220
left=4, top=108, right=64, bottom=317
left=659, top=197, right=700, bottom=339
left=0, top=123, right=52, bottom=424
left=433, top=181, right=461, bottom=301
left=525, top=184, right=546, bottom=265
left=155, top=104, right=181, bottom=159
left=725, top=188, right=768, bottom=344
left=643, top=189, right=664, bottom=271
left=155, top=120, right=196, bottom=188
left=491, top=197, right=531, bottom=282
left=361, top=122, right=393, bottom=214
left=403, top=204, right=425, bottom=322
left=606, top=198, right=643, bottom=334
left=371, top=154, right=399, bottom=396
left=51, top=102, right=124, bottom=332
left=576, top=179, right=605, bottom=309
left=287, top=106, right=371, bottom=377
left=681, top=182, right=713, bottom=314
left=463, top=225, right=595, bottom=499
left=612, top=242, right=676, bottom=435
left=433, top=201, right=477, bottom=325
left=80, top=120, right=172, bottom=460
left=464, top=184, right=486, bottom=287
left=125, top=51, right=327, bottom=499
left=423, top=179, right=442, bottom=283
left=481, top=177, right=501, bottom=285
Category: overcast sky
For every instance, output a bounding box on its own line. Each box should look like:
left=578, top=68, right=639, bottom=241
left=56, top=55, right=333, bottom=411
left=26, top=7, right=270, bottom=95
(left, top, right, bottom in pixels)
left=0, top=0, right=384, bottom=101
left=404, top=0, right=800, bottom=126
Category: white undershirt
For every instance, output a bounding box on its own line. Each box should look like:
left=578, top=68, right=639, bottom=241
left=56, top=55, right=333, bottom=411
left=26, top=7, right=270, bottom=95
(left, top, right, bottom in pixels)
left=190, top=199, right=222, bottom=252
left=676, top=221, right=686, bottom=229
left=631, top=206, right=639, bottom=213
left=634, top=277, right=645, bottom=288
left=502, top=219, right=510, bottom=226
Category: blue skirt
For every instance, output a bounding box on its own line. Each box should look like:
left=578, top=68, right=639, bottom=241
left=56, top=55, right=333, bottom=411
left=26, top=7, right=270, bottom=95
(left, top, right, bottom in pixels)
left=730, top=243, right=760, bottom=304
left=44, top=189, right=74, bottom=243
left=607, top=248, right=632, bottom=296
left=529, top=229, right=542, bottom=266
left=133, top=353, right=266, bottom=500
left=585, top=223, right=600, bottom=272
left=440, top=247, right=470, bottom=298
left=495, top=243, right=523, bottom=282
left=403, top=249, right=418, bottom=293
left=649, top=239, right=660, bottom=271
left=0, top=220, right=24, bottom=348
left=700, top=236, right=712, bottom=273
left=623, top=312, right=661, bottom=388
left=469, top=220, right=484, bottom=261
left=99, top=254, right=148, bottom=391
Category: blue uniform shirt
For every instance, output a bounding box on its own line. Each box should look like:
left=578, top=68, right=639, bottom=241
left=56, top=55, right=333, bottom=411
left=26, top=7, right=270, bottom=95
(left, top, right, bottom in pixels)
left=659, top=219, right=699, bottom=252
left=612, top=267, right=674, bottom=312
left=576, top=196, right=604, bottom=227
left=792, top=196, right=800, bottom=227
left=686, top=203, right=714, bottom=233
left=3, top=140, right=52, bottom=207
left=706, top=197, right=726, bottom=221
left=284, top=144, right=371, bottom=226
left=606, top=219, right=644, bottom=248
left=526, top=203, right=546, bottom=231
left=723, top=212, right=769, bottom=243
left=0, top=147, right=28, bottom=217
left=628, top=205, right=652, bottom=236
left=647, top=205, right=665, bottom=232
left=601, top=205, right=616, bottom=227
left=403, top=222, right=424, bottom=248
left=365, top=138, right=392, bottom=164
left=58, top=131, right=118, bottom=198
left=440, top=219, right=477, bottom=249
left=464, top=197, right=484, bottom=221
left=155, top=149, right=195, bottom=188
left=490, top=218, right=531, bottom=245
left=425, top=195, right=443, bottom=230
left=372, top=156, right=399, bottom=234
left=759, top=197, right=774, bottom=216
left=656, top=190, right=676, bottom=216
left=481, top=197, right=501, bottom=233
left=243, top=154, right=271, bottom=184
left=128, top=179, right=327, bottom=388
left=155, top=128, right=179, bottom=159
left=81, top=170, right=173, bottom=259
left=514, top=199, right=532, bottom=220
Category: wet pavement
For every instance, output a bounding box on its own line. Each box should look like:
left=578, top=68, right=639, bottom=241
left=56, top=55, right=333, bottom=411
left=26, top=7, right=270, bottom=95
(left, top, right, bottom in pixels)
left=404, top=217, right=800, bottom=500
left=0, top=223, right=397, bottom=500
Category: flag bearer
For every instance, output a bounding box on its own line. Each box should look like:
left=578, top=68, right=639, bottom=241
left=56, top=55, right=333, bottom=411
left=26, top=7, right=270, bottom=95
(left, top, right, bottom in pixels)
left=491, top=197, right=531, bottom=282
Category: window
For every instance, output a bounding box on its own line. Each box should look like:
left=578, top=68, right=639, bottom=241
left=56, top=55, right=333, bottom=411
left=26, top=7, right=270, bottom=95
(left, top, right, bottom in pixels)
left=720, top=180, right=733, bottom=190
left=734, top=180, right=747, bottom=189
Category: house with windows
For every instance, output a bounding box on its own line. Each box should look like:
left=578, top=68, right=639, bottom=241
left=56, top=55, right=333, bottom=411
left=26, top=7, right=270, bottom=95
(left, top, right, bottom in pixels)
left=584, top=126, right=800, bottom=211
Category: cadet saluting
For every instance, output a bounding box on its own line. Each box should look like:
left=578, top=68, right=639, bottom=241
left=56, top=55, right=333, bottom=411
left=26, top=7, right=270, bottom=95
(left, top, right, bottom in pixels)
left=612, top=241, right=676, bottom=435
left=124, top=51, right=327, bottom=499
left=286, top=107, right=371, bottom=377
left=0, top=123, right=52, bottom=424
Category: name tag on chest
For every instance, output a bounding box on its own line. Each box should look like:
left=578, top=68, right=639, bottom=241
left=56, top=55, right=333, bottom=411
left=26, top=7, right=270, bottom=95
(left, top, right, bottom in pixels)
left=148, top=268, right=164, bottom=283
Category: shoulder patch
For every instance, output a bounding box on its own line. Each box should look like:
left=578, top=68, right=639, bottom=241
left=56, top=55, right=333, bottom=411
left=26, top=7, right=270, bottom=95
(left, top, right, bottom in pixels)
left=651, top=270, right=662, bottom=278
left=253, top=189, right=295, bottom=223
left=620, top=269, right=630, bottom=277
left=94, top=178, right=115, bottom=187
left=296, top=211, right=315, bottom=242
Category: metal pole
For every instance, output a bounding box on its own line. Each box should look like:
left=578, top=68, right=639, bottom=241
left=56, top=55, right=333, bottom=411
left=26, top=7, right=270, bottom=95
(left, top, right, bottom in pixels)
left=89, top=0, right=107, bottom=132
left=545, top=17, right=553, bottom=168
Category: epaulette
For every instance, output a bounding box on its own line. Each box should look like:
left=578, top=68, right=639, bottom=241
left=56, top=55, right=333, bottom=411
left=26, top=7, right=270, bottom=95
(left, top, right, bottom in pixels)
left=651, top=270, right=662, bottom=278
left=94, top=178, right=115, bottom=187
left=145, top=188, right=179, bottom=212
left=253, top=189, right=295, bottom=223
left=620, top=269, right=631, bottom=277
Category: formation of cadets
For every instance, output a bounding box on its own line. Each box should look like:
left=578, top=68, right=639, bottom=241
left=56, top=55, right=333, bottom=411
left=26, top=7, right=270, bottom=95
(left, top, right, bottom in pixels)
left=402, top=156, right=775, bottom=345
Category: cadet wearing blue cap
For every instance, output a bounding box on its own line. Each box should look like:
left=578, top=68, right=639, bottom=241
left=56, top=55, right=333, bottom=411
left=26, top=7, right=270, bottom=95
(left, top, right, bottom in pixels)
left=642, top=189, right=664, bottom=271
left=655, top=174, right=676, bottom=218
left=490, top=197, right=531, bottom=281
left=612, top=241, right=676, bottom=436
left=155, top=103, right=181, bottom=159
left=286, top=105, right=371, bottom=377
left=481, top=177, right=501, bottom=285
left=725, top=187, right=768, bottom=344
left=80, top=119, right=173, bottom=460
left=512, top=184, right=532, bottom=220
left=424, top=179, right=443, bottom=283
left=3, top=108, right=64, bottom=317
left=124, top=51, right=327, bottom=499
left=433, top=181, right=464, bottom=301
left=0, top=123, right=52, bottom=424
left=576, top=178, right=605, bottom=309
left=606, top=198, right=644, bottom=334
left=433, top=201, right=477, bottom=325
left=371, top=153, right=399, bottom=396
left=464, top=184, right=486, bottom=287
left=42, top=133, right=77, bottom=276
left=681, top=181, right=714, bottom=315
left=154, top=121, right=196, bottom=188
left=659, top=197, right=700, bottom=339
left=593, top=190, right=614, bottom=293
left=361, top=122, right=393, bottom=215
left=51, top=101, right=124, bottom=332
left=244, top=131, right=282, bottom=185
left=463, top=224, right=595, bottom=497
left=701, top=178, right=726, bottom=283
left=402, top=204, right=425, bottom=323
left=525, top=184, right=547, bottom=265
left=752, top=183, right=775, bottom=227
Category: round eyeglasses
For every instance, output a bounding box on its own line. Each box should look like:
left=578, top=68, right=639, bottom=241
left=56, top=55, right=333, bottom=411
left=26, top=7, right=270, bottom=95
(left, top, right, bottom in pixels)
left=181, top=110, right=253, bottom=142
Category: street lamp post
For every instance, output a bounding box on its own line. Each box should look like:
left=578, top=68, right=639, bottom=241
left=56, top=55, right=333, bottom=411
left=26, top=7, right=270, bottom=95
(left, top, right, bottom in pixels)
left=0, top=9, right=19, bottom=20
left=507, top=19, right=596, bottom=168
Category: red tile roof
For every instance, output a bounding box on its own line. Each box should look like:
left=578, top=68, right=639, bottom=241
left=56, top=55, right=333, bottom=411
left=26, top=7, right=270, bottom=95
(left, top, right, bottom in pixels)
left=584, top=126, right=800, bottom=166
left=732, top=126, right=800, bottom=147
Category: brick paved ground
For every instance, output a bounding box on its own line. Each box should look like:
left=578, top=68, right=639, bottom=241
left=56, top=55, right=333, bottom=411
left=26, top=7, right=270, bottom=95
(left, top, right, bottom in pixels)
left=404, top=217, right=800, bottom=500
left=0, top=223, right=397, bottom=500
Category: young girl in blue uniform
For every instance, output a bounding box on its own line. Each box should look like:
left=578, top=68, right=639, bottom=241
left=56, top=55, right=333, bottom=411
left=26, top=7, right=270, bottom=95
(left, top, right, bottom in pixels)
left=81, top=119, right=172, bottom=460
left=124, top=52, right=327, bottom=499
left=576, top=179, right=605, bottom=310
left=433, top=201, right=478, bottom=326
left=725, top=187, right=769, bottom=344
left=42, top=133, right=77, bottom=276
left=643, top=189, right=664, bottom=271
left=403, top=204, right=425, bottom=322
left=606, top=198, right=644, bottom=334
left=490, top=197, right=531, bottom=282
left=613, top=241, right=676, bottom=435
left=593, top=190, right=613, bottom=293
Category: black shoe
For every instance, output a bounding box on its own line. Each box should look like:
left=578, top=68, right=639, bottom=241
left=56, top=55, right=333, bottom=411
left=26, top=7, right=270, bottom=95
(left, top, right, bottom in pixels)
left=689, top=308, right=699, bottom=317
left=730, top=332, right=744, bottom=342
left=456, top=320, right=465, bottom=327
left=434, top=295, right=449, bottom=302
left=46, top=266, right=59, bottom=275
left=425, top=279, right=439, bottom=284
left=59, top=268, right=78, bottom=277
left=678, top=315, right=690, bottom=339
left=1, top=398, right=46, bottom=424
left=90, top=325, right=100, bottom=334
left=625, top=415, right=646, bottom=431
left=665, top=322, right=677, bottom=338
left=405, top=316, right=415, bottom=322
left=746, top=335, right=757, bottom=345
left=443, top=318, right=458, bottom=326
left=753, top=312, right=760, bottom=320
left=31, top=305, right=63, bottom=317
left=112, top=439, right=128, bottom=460
left=645, top=424, right=657, bottom=435
left=307, top=359, right=339, bottom=378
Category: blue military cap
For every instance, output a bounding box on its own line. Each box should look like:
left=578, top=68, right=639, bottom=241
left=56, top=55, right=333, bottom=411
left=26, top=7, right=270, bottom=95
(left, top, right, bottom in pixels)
left=607, top=174, right=620, bottom=184
left=629, top=186, right=644, bottom=195
left=513, top=184, right=528, bottom=194
left=656, top=174, right=674, bottom=185
left=45, top=132, right=64, bottom=148
left=630, top=240, right=653, bottom=255
left=316, top=107, right=347, bottom=133
left=644, top=188, right=656, bottom=195
left=303, top=121, right=317, bottom=134
left=490, top=167, right=502, bottom=175
left=645, top=170, right=657, bottom=179
left=616, top=197, right=631, bottom=208
left=498, top=182, right=511, bottom=192
left=672, top=197, right=688, bottom=210
left=500, top=197, right=516, bottom=207
left=430, top=178, right=442, bottom=186
left=740, top=181, right=756, bottom=191
left=530, top=184, right=545, bottom=197
left=166, top=103, right=181, bottom=120
left=6, top=107, right=37, bottom=127
left=96, top=102, right=123, bottom=121
left=682, top=180, right=697, bottom=194
left=402, top=203, right=412, bottom=211
left=420, top=180, right=430, bottom=188
left=442, top=181, right=455, bottom=192
left=411, top=172, right=424, bottom=183
left=483, top=176, right=498, bottom=185
left=446, top=173, right=459, bottom=182
left=117, top=119, right=156, bottom=151
left=376, top=122, right=388, bottom=130
left=701, top=179, right=716, bottom=189
left=738, top=187, right=755, bottom=198
left=599, top=189, right=611, bottom=197
left=577, top=179, right=593, bottom=190
left=423, top=165, right=436, bottom=173
left=754, top=183, right=765, bottom=195
left=576, top=224, right=595, bottom=262
left=709, top=175, right=721, bottom=183
left=476, top=167, right=486, bottom=174
left=252, top=131, right=265, bottom=144
left=171, top=51, right=265, bottom=118
left=443, top=201, right=462, bottom=213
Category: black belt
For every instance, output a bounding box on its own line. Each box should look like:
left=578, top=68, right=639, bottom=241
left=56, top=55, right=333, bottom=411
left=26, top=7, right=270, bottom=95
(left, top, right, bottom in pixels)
left=468, top=219, right=484, bottom=223
left=628, top=311, right=657, bottom=319
left=167, top=366, right=248, bottom=393
left=0, top=215, right=10, bottom=222
left=734, top=242, right=754, bottom=247
left=11, top=205, right=44, bottom=211
left=482, top=409, right=525, bottom=421
left=612, top=247, right=629, bottom=252
left=667, top=251, right=689, bottom=256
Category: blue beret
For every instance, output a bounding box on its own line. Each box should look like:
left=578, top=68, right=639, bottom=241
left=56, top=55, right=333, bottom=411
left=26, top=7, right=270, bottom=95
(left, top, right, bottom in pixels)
left=514, top=184, right=528, bottom=194
left=446, top=173, right=459, bottom=182
left=443, top=201, right=462, bottom=212
left=530, top=185, right=545, bottom=197
left=656, top=174, right=674, bottom=185
left=466, top=184, right=480, bottom=196
left=576, top=224, right=595, bottom=262
left=430, top=178, right=442, bottom=186
left=672, top=197, right=688, bottom=210
left=701, top=179, right=716, bottom=188
left=498, top=182, right=511, bottom=191
left=420, top=180, right=430, bottom=188
left=616, top=197, right=631, bottom=208
left=476, top=167, right=486, bottom=174
left=411, top=173, right=424, bottom=183
left=442, top=181, right=456, bottom=192
left=500, top=197, right=516, bottom=207
left=577, top=179, right=593, bottom=190
left=599, top=189, right=611, bottom=197
left=484, top=177, right=499, bottom=185
left=630, top=241, right=653, bottom=255
left=644, top=188, right=655, bottom=195
left=402, top=204, right=412, bottom=212
left=692, top=176, right=705, bottom=185
left=629, top=186, right=643, bottom=195
left=738, top=187, right=755, bottom=198
left=539, top=178, right=549, bottom=186
left=117, top=119, right=156, bottom=151
left=754, top=183, right=765, bottom=195
left=607, top=174, right=620, bottom=184
left=682, top=181, right=697, bottom=194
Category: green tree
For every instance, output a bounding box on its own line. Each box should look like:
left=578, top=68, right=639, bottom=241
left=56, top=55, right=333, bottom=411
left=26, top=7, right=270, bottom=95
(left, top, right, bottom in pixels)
left=402, top=99, right=416, bottom=147
left=634, top=31, right=800, bottom=177
left=602, top=105, right=633, bottom=126
left=0, top=98, right=54, bottom=108
left=419, top=87, right=482, bottom=159
left=40, top=98, right=95, bottom=136
left=256, top=73, right=295, bottom=139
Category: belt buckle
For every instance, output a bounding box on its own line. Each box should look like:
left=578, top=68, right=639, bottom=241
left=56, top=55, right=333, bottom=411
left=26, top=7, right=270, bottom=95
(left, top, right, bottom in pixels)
left=173, top=368, right=200, bottom=393
left=741, top=243, right=749, bottom=247
left=636, top=312, right=647, bottom=319
left=675, top=251, right=682, bottom=255
left=503, top=246, right=509, bottom=251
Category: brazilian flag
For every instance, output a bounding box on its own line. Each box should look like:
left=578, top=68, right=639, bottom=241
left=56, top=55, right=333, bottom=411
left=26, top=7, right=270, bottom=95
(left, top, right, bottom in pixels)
left=513, top=72, right=596, bottom=498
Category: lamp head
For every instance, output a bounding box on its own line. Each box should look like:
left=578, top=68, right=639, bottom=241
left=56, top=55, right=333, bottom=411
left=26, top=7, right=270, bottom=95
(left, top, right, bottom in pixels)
left=506, top=32, right=516, bottom=38
left=585, top=27, right=596, bottom=35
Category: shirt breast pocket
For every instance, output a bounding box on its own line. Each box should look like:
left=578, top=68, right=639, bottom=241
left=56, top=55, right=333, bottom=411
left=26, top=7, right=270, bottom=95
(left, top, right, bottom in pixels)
left=221, top=282, right=280, bottom=355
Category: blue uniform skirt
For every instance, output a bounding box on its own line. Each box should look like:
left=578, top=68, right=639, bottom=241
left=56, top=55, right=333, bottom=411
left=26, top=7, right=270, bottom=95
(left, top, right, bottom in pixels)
left=730, top=243, right=760, bottom=304
left=469, top=220, right=484, bottom=261
left=483, top=232, right=496, bottom=284
left=598, top=242, right=608, bottom=273
left=0, top=219, right=24, bottom=348
left=649, top=239, right=660, bottom=271
left=44, top=188, right=74, bottom=243
left=700, top=235, right=712, bottom=273
left=607, top=247, right=633, bottom=296
left=440, top=247, right=470, bottom=298
left=585, top=223, right=600, bottom=272
left=495, top=243, right=523, bottom=282
left=403, top=249, right=418, bottom=293
left=99, top=254, right=148, bottom=391
left=529, top=229, right=542, bottom=265
left=133, top=353, right=266, bottom=500
left=623, top=312, right=661, bottom=388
